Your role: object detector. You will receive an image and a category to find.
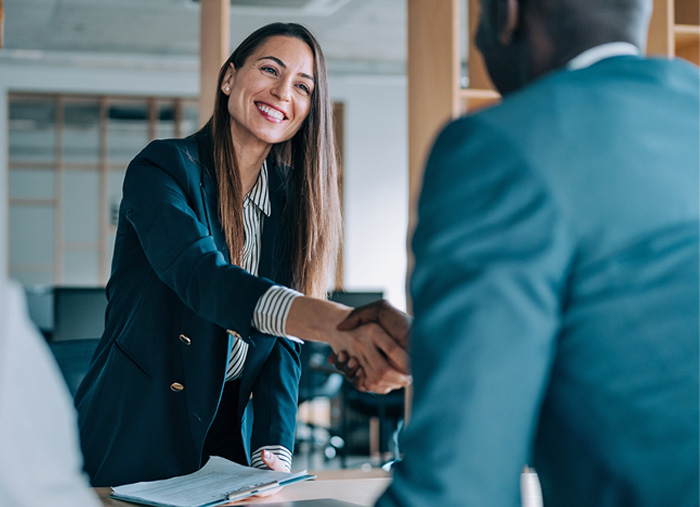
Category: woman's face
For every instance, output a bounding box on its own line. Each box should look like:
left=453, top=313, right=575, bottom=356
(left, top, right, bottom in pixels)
left=222, top=35, right=315, bottom=151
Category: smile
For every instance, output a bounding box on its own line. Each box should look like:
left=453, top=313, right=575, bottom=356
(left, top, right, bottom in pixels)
left=256, top=102, right=287, bottom=122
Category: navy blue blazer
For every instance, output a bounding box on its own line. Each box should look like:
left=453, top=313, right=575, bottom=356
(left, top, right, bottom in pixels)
left=75, top=129, right=302, bottom=487
left=380, top=56, right=699, bottom=507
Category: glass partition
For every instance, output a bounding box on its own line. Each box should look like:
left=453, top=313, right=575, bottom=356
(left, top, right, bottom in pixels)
left=8, top=93, right=197, bottom=286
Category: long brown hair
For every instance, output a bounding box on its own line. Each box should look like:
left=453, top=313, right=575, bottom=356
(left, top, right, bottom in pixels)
left=200, top=23, right=341, bottom=299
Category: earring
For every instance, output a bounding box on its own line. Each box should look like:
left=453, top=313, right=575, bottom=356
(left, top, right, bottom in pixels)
left=224, top=86, right=230, bottom=92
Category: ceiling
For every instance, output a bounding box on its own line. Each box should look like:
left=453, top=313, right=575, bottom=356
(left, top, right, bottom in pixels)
left=3, top=0, right=407, bottom=74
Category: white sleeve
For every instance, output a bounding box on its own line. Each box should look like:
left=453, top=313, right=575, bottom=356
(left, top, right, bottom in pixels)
left=250, top=445, right=292, bottom=472
left=0, top=281, right=101, bottom=507
left=252, top=285, right=304, bottom=343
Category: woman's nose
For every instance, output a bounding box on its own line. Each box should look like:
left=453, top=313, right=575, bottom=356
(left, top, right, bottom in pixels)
left=272, top=79, right=292, bottom=101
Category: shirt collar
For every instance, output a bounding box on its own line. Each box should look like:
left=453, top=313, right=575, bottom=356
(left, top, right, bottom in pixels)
left=244, top=160, right=271, bottom=217
left=566, top=42, right=641, bottom=71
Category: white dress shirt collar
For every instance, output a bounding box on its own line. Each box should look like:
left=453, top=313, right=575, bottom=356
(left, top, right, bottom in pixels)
left=244, top=160, right=272, bottom=217
left=566, top=42, right=641, bottom=71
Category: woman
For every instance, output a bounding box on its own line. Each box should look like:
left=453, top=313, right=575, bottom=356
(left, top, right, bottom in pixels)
left=75, top=23, right=410, bottom=487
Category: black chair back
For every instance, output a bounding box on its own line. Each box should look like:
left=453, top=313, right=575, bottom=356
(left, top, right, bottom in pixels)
left=49, top=338, right=100, bottom=398
left=52, top=287, right=107, bottom=342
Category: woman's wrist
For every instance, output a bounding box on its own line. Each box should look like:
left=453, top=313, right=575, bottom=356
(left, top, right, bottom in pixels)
left=285, top=296, right=351, bottom=347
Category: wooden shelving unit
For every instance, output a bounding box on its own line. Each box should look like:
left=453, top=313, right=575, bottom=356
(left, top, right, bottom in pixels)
left=407, top=0, right=499, bottom=238
left=408, top=0, right=699, bottom=235
left=648, top=0, right=700, bottom=64
left=674, top=0, right=700, bottom=64
left=674, top=24, right=700, bottom=63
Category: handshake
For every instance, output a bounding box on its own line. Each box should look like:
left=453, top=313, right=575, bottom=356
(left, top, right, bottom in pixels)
left=287, top=297, right=413, bottom=394
left=329, top=299, right=413, bottom=394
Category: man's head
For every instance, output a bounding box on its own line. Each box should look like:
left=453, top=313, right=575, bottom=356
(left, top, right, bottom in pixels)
left=476, top=0, right=653, bottom=94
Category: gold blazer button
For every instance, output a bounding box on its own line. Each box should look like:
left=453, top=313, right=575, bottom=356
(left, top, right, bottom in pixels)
left=179, top=334, right=192, bottom=345
left=170, top=382, right=184, bottom=392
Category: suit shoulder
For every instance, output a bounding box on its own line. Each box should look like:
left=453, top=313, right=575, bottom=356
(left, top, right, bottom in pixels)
left=126, top=136, right=201, bottom=189
left=133, top=136, right=200, bottom=171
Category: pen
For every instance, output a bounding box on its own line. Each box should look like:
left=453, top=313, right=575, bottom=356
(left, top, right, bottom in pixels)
left=226, top=481, right=280, bottom=502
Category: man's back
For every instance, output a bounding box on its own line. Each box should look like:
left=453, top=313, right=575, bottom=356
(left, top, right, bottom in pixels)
left=498, top=55, right=699, bottom=506
left=380, top=55, right=699, bottom=506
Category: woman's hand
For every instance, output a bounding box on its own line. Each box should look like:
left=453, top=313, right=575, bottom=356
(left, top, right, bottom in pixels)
left=285, top=296, right=411, bottom=394
left=335, top=321, right=411, bottom=394
left=260, top=449, right=287, bottom=472
left=242, top=450, right=284, bottom=499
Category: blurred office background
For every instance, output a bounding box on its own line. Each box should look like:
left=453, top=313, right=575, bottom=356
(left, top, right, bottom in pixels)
left=0, top=0, right=409, bottom=308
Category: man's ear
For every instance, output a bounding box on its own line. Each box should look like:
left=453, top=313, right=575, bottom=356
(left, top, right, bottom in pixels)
left=497, top=0, right=520, bottom=45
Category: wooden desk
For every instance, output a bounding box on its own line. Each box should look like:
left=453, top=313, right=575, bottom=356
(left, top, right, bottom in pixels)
left=95, top=469, right=391, bottom=506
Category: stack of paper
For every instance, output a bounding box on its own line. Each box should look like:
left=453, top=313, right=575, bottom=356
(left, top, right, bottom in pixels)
left=110, top=456, right=314, bottom=507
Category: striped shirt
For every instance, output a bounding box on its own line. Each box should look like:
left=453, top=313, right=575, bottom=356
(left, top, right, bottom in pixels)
left=224, top=160, right=301, bottom=472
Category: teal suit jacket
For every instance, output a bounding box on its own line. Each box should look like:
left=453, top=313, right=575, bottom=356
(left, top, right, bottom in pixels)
left=380, top=56, right=699, bottom=506
left=75, top=129, right=302, bottom=487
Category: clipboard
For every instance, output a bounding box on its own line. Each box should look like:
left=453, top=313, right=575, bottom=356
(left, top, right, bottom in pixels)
left=109, top=457, right=315, bottom=507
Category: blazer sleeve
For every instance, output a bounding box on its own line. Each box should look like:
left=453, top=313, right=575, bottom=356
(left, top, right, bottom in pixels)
left=121, top=139, right=274, bottom=338
left=379, top=117, right=575, bottom=506
left=250, top=337, right=302, bottom=455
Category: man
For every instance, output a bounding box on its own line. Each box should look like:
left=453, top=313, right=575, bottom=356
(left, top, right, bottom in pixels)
left=0, top=280, right=100, bottom=506
left=338, top=0, right=699, bottom=504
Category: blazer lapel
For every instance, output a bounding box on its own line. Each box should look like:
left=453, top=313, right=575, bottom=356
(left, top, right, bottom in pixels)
left=196, top=131, right=230, bottom=264
left=258, top=162, right=291, bottom=286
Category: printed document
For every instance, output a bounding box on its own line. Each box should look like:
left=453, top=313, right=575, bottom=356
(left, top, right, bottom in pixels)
left=110, top=456, right=314, bottom=507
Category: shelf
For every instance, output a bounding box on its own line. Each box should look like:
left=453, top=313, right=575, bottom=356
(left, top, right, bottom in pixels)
left=459, top=88, right=501, bottom=113
left=674, top=24, right=700, bottom=65
left=674, top=23, right=700, bottom=34
left=459, top=88, right=501, bottom=99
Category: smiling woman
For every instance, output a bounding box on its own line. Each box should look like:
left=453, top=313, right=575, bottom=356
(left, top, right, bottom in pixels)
left=206, top=25, right=336, bottom=298
left=222, top=37, right=315, bottom=156
left=74, top=22, right=411, bottom=490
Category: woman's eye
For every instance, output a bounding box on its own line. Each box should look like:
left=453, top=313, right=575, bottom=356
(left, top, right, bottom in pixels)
left=261, top=66, right=278, bottom=76
left=296, top=84, right=311, bottom=94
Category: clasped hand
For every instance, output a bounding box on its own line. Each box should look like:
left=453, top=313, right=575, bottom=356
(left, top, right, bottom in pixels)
left=329, top=300, right=413, bottom=394
left=286, top=297, right=412, bottom=394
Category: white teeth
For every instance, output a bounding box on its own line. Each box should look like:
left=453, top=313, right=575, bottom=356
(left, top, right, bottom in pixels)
left=257, top=103, right=284, bottom=120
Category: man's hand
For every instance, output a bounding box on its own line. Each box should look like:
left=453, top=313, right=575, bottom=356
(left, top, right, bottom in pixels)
left=332, top=321, right=411, bottom=394
left=285, top=296, right=411, bottom=394
left=337, top=299, right=412, bottom=346
left=329, top=300, right=413, bottom=391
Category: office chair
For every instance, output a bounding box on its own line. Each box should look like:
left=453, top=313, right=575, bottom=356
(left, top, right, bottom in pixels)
left=49, top=338, right=100, bottom=397
left=52, top=287, right=107, bottom=342
left=295, top=341, right=345, bottom=464
left=342, top=386, right=405, bottom=466
left=298, top=342, right=344, bottom=403
left=23, top=285, right=53, bottom=340
left=326, top=291, right=406, bottom=467
left=295, top=291, right=389, bottom=466
left=47, top=287, right=106, bottom=397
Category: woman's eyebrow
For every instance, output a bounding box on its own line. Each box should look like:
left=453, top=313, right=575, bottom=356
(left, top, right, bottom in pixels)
left=257, top=56, right=315, bottom=82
